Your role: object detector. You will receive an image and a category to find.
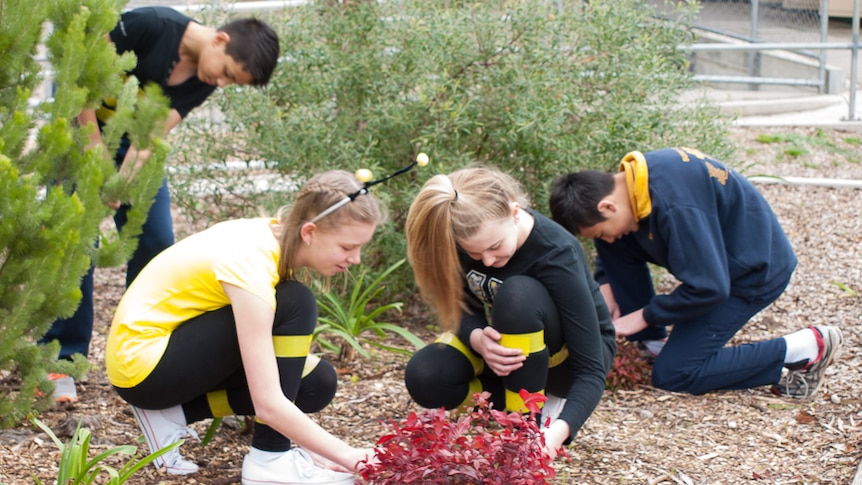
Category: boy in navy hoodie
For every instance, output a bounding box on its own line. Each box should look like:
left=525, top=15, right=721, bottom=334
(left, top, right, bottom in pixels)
left=549, top=147, right=842, bottom=400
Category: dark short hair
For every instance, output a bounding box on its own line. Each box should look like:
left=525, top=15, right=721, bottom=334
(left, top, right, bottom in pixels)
left=549, top=170, right=615, bottom=235
left=219, top=18, right=279, bottom=86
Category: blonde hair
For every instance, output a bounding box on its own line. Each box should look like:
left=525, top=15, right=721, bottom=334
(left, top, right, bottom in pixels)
left=405, top=166, right=529, bottom=331
left=274, top=170, right=387, bottom=281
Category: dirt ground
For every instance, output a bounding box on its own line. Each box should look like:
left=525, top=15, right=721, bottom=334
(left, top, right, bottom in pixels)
left=2, top=126, right=861, bottom=485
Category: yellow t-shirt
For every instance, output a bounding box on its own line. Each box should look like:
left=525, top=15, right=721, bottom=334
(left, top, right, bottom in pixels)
left=106, top=218, right=281, bottom=388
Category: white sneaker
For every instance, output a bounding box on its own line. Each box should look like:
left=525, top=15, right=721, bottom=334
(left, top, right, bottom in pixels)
left=241, top=447, right=356, bottom=485
left=130, top=404, right=200, bottom=475
left=772, top=325, right=844, bottom=400
left=539, top=393, right=567, bottom=429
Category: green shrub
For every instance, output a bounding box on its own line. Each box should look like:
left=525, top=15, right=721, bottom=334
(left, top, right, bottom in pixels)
left=170, top=0, right=733, bottom=296
left=0, top=0, right=168, bottom=428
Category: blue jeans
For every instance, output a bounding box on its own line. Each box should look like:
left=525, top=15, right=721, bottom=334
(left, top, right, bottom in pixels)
left=649, top=280, right=790, bottom=394
left=40, top=137, right=174, bottom=359
left=604, top=254, right=791, bottom=393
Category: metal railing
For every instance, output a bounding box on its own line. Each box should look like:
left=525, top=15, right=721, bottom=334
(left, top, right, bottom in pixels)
left=32, top=0, right=862, bottom=121
left=679, top=0, right=861, bottom=120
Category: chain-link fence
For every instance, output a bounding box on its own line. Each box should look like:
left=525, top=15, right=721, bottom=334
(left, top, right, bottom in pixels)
left=658, top=0, right=823, bottom=43
left=649, top=0, right=859, bottom=94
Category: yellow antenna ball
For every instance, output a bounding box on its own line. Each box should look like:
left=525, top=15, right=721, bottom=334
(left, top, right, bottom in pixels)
left=355, top=168, right=373, bottom=183
left=416, top=152, right=430, bottom=167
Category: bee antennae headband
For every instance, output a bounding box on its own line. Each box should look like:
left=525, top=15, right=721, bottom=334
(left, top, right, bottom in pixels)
left=310, top=153, right=430, bottom=223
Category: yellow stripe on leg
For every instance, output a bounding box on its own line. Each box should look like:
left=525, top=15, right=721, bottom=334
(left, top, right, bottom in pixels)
left=273, top=335, right=313, bottom=358
left=207, top=390, right=234, bottom=418
left=549, top=346, right=569, bottom=368
left=436, top=332, right=484, bottom=375
left=499, top=330, right=545, bottom=356
left=457, top=378, right=484, bottom=410
left=505, top=387, right=547, bottom=414
left=302, top=354, right=320, bottom=378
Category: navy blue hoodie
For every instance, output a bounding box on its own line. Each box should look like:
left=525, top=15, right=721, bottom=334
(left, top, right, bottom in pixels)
left=594, top=147, right=797, bottom=326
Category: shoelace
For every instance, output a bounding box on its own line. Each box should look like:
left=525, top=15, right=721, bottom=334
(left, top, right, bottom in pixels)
left=783, top=369, right=811, bottom=397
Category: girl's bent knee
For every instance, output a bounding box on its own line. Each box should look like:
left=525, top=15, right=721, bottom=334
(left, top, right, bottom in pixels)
left=405, top=343, right=475, bottom=409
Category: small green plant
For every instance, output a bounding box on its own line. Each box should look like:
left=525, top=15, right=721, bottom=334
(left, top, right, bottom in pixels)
left=830, top=281, right=858, bottom=297
left=315, top=258, right=425, bottom=360
left=30, top=415, right=180, bottom=484
left=755, top=130, right=861, bottom=164
left=783, top=146, right=808, bottom=158
left=754, top=133, right=785, bottom=143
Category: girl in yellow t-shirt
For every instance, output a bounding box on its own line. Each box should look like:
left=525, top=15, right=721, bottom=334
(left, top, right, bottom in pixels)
left=106, top=170, right=386, bottom=484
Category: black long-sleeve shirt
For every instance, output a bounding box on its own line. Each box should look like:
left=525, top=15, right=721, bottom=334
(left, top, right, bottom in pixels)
left=457, top=211, right=616, bottom=440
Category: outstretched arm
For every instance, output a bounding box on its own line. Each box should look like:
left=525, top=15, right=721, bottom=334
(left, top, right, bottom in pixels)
left=223, top=283, right=372, bottom=472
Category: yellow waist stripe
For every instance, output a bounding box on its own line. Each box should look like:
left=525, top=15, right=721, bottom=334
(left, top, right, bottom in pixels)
left=273, top=335, right=313, bottom=358
left=207, top=390, right=233, bottom=418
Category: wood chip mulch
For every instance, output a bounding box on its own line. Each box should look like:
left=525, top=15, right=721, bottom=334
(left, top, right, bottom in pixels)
left=2, top=126, right=861, bottom=485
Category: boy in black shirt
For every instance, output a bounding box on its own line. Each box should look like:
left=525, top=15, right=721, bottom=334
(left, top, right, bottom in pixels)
left=42, top=6, right=279, bottom=407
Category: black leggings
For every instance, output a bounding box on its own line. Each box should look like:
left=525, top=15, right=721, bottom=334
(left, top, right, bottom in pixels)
left=405, top=275, right=571, bottom=412
left=115, top=281, right=336, bottom=451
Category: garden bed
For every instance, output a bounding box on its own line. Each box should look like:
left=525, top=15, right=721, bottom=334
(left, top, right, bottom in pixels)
left=2, top=126, right=861, bottom=484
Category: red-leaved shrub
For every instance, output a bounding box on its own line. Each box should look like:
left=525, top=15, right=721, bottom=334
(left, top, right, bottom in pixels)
left=606, top=338, right=653, bottom=391
left=359, top=391, right=559, bottom=484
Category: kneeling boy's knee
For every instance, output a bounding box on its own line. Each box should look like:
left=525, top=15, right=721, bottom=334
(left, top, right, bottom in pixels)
left=651, top=362, right=698, bottom=393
